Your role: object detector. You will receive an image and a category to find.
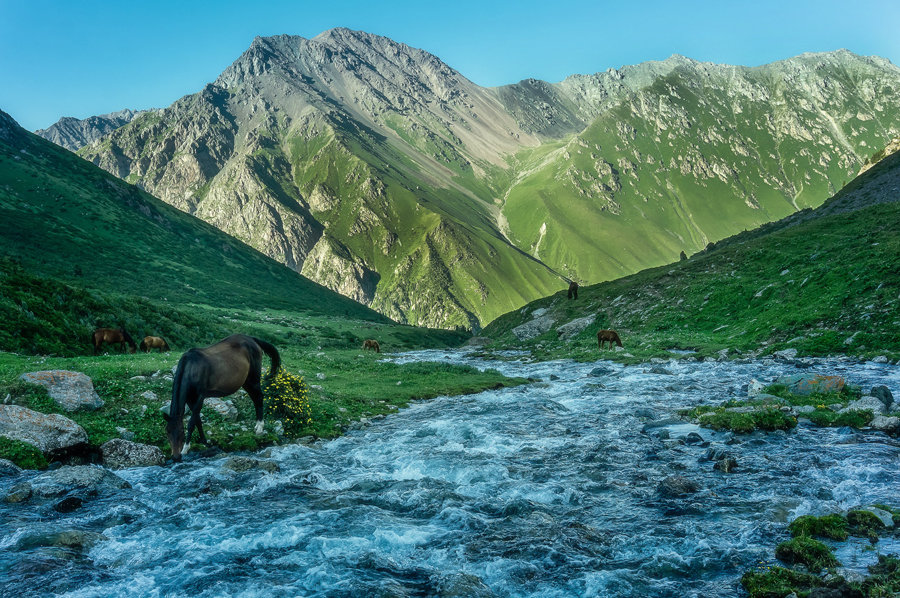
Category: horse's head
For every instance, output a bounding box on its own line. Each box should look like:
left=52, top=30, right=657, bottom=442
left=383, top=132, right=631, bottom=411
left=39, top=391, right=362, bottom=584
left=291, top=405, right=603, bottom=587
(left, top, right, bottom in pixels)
left=121, top=329, right=137, bottom=353
left=139, top=340, right=148, bottom=352
left=162, top=340, right=171, bottom=352
left=162, top=409, right=185, bottom=462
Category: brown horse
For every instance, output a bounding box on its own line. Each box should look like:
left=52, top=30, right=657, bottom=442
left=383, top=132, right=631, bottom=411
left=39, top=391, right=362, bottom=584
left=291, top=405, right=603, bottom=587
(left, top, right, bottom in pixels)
left=140, top=336, right=170, bottom=352
left=92, top=328, right=137, bottom=354
left=567, top=281, right=579, bottom=300
left=597, top=329, right=623, bottom=350
left=362, top=339, right=381, bottom=353
left=163, top=334, right=280, bottom=462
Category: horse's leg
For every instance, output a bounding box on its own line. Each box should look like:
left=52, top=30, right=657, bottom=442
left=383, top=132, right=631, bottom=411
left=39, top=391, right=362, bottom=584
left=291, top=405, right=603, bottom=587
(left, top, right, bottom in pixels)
left=242, top=379, right=265, bottom=435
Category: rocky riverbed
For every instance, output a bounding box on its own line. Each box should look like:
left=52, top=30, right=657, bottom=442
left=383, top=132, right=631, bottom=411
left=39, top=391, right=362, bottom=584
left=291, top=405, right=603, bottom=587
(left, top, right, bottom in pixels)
left=1, top=351, right=898, bottom=597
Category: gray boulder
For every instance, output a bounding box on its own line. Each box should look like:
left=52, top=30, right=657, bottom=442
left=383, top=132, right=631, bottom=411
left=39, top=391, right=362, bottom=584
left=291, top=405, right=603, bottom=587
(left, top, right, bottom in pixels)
left=840, top=396, right=887, bottom=415
left=774, top=348, right=798, bottom=360
left=205, top=397, right=238, bottom=421
left=657, top=475, right=700, bottom=497
left=100, top=439, right=165, bottom=469
left=870, top=386, right=894, bottom=410
left=19, top=370, right=103, bottom=411
left=775, top=374, right=845, bottom=395
left=221, top=456, right=279, bottom=474
left=511, top=315, right=555, bottom=341
left=556, top=315, right=596, bottom=341
left=869, top=415, right=900, bottom=434
left=29, top=465, right=131, bottom=498
left=589, top=365, right=615, bottom=377
left=14, top=528, right=107, bottom=551
left=6, top=482, right=32, bottom=503
left=0, top=404, right=88, bottom=453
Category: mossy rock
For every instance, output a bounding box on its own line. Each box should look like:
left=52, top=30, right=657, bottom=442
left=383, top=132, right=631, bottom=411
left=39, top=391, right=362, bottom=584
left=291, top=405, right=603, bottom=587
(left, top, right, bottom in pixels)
left=788, top=514, right=849, bottom=541
left=740, top=566, right=823, bottom=598
left=774, top=536, right=840, bottom=572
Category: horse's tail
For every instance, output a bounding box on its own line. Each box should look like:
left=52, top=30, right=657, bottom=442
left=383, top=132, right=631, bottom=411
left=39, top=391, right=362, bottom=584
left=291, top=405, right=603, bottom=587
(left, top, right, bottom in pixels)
left=252, top=337, right=281, bottom=380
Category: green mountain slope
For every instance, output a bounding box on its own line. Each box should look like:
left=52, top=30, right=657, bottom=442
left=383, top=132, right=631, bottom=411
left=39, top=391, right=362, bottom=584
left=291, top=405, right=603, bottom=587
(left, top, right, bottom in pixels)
left=69, top=31, right=900, bottom=329
left=481, top=146, right=900, bottom=361
left=0, top=109, right=387, bottom=322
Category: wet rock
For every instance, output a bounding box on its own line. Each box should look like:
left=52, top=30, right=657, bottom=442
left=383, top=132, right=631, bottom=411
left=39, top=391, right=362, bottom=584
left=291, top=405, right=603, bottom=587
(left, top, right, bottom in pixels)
left=861, top=506, right=895, bottom=528
left=713, top=456, right=738, bottom=473
left=221, top=456, right=279, bottom=474
left=100, top=439, right=165, bottom=469
left=6, top=482, right=32, bottom=503
left=436, top=572, right=494, bottom=597
left=634, top=408, right=657, bottom=420
left=0, top=404, right=88, bottom=454
left=53, top=496, right=83, bottom=513
left=205, top=397, right=238, bottom=421
left=869, top=415, right=900, bottom=434
left=556, top=314, right=596, bottom=341
left=646, top=366, right=674, bottom=375
left=870, top=385, right=894, bottom=410
left=705, top=447, right=727, bottom=461
left=589, top=366, right=615, bottom=377
left=839, top=396, right=887, bottom=415
left=657, top=475, right=700, bottom=497
left=29, top=465, right=131, bottom=498
left=19, top=370, right=103, bottom=411
left=0, top=458, right=21, bottom=476
left=775, top=374, right=845, bottom=395
left=684, top=432, right=704, bottom=445
left=747, top=379, right=764, bottom=397
left=15, top=529, right=107, bottom=551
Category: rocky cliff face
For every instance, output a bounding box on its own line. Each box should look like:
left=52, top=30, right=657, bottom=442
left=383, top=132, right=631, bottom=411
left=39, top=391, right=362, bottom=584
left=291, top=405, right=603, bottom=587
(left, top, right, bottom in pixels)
left=72, top=30, right=900, bottom=328
left=35, top=109, right=146, bottom=151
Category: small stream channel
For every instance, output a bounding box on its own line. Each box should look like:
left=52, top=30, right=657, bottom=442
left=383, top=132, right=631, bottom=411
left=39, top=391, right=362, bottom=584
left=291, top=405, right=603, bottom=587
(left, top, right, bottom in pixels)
left=1, top=351, right=898, bottom=597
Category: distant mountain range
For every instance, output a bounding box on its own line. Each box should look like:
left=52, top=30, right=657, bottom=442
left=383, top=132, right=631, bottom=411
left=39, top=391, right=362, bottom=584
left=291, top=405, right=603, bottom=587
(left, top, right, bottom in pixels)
left=35, top=29, right=900, bottom=329
left=35, top=109, right=149, bottom=151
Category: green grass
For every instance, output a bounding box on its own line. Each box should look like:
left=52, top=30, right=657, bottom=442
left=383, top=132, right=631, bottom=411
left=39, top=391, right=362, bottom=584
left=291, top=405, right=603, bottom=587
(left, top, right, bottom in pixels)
left=482, top=155, right=900, bottom=362
left=680, top=406, right=797, bottom=434
left=0, top=436, right=48, bottom=469
left=0, top=307, right=526, bottom=465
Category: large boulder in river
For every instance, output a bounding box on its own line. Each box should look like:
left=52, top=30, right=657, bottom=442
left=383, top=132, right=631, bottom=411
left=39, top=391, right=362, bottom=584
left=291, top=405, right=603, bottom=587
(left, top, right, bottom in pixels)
left=0, top=404, right=88, bottom=453
left=100, top=439, right=165, bottom=469
left=870, top=386, right=894, bottom=410
left=19, top=370, right=103, bottom=411
left=775, top=374, right=845, bottom=395
left=29, top=465, right=131, bottom=498
left=869, top=415, right=900, bottom=434
left=657, top=475, right=700, bottom=497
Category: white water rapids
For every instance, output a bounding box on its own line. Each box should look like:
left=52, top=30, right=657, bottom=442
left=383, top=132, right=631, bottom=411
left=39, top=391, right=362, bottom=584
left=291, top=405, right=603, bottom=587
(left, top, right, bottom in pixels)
left=1, top=351, right=898, bottom=597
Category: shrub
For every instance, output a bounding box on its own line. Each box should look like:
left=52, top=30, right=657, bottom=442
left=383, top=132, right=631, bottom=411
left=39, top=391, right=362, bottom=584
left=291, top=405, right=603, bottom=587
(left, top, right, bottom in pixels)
left=0, top=437, right=48, bottom=469
left=808, top=409, right=873, bottom=428
left=263, top=368, right=312, bottom=438
left=774, top=536, right=840, bottom=572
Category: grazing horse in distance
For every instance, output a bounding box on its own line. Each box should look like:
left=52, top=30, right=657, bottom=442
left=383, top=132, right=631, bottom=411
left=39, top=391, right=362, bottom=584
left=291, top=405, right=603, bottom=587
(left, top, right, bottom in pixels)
left=140, top=336, right=170, bottom=353
left=163, top=334, right=280, bottom=462
left=597, top=330, right=623, bottom=350
left=362, top=339, right=381, bottom=353
left=567, top=281, right=579, bottom=300
left=92, top=328, right=137, bottom=354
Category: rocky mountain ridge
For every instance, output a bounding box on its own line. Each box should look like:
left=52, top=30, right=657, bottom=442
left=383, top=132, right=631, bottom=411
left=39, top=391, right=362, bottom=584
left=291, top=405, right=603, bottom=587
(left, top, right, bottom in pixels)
left=64, top=29, right=900, bottom=328
left=35, top=109, right=149, bottom=151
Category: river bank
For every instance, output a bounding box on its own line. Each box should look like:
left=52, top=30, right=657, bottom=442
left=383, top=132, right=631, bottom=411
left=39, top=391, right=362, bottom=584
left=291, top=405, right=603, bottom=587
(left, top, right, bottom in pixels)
left=1, top=350, right=898, bottom=597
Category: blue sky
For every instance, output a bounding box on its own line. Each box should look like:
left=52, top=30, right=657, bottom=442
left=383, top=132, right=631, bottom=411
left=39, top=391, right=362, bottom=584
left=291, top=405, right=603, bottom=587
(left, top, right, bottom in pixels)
left=2, top=0, right=898, bottom=131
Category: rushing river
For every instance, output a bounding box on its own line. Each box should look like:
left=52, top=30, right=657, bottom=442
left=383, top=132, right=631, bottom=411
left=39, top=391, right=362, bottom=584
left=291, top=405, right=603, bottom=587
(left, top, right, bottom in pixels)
left=2, top=352, right=899, bottom=597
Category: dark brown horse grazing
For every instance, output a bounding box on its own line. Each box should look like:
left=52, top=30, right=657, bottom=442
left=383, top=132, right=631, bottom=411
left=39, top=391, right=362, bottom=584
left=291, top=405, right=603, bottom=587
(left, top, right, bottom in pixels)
left=92, top=328, right=137, bottom=354
left=567, top=281, right=579, bottom=300
left=597, top=329, right=623, bottom=350
left=163, top=334, right=280, bottom=462
left=362, top=339, right=381, bottom=353
left=140, top=336, right=170, bottom=353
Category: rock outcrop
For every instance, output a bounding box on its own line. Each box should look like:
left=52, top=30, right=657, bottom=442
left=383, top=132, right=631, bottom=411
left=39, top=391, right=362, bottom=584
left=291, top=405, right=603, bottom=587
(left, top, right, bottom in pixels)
left=19, top=370, right=104, bottom=411
left=0, top=404, right=88, bottom=453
